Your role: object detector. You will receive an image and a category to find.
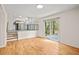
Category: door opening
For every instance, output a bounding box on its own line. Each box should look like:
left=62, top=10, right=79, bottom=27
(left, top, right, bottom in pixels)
left=45, top=17, right=60, bottom=41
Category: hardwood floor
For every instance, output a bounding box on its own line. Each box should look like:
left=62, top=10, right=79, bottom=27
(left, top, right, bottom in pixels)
left=59, top=43, right=79, bottom=55
left=0, top=37, right=79, bottom=55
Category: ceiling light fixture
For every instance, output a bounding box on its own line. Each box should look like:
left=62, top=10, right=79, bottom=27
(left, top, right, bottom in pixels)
left=36, top=5, right=44, bottom=9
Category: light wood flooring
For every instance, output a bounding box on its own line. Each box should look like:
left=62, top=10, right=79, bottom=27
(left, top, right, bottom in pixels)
left=0, top=37, right=79, bottom=55
left=59, top=43, right=79, bottom=55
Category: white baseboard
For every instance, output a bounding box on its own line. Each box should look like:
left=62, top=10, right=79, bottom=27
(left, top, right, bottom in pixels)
left=60, top=41, right=79, bottom=48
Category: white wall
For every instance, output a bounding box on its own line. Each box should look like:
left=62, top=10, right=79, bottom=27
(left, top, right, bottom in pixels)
left=7, top=16, right=15, bottom=31
left=59, top=7, right=79, bottom=48
left=18, top=31, right=37, bottom=39
left=37, top=18, right=45, bottom=37
left=38, top=7, right=79, bottom=48
left=0, top=5, right=7, bottom=48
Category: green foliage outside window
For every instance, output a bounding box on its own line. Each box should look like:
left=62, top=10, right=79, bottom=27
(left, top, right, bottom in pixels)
left=45, top=21, right=50, bottom=36
left=45, top=19, right=59, bottom=36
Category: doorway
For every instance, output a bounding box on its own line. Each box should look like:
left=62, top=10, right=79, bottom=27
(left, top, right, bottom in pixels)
left=45, top=17, right=59, bottom=41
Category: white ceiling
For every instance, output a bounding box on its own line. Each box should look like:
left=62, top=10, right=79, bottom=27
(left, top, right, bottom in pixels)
left=4, top=4, right=79, bottom=18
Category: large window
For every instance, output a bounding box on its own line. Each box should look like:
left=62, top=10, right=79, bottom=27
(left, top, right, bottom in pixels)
left=27, top=24, right=39, bottom=30
left=18, top=23, right=38, bottom=30
left=45, top=18, right=59, bottom=36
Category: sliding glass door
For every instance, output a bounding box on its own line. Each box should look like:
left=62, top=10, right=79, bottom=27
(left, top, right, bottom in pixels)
left=45, top=19, right=59, bottom=36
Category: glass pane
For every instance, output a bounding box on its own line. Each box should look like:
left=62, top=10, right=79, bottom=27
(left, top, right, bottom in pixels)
left=45, top=21, right=51, bottom=36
